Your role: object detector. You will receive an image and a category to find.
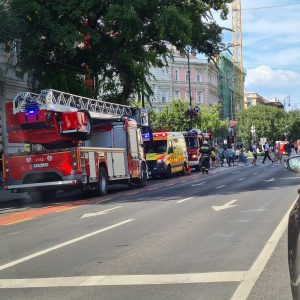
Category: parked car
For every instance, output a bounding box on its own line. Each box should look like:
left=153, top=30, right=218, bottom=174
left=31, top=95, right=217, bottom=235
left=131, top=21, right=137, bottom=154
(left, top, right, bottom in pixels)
left=287, top=156, right=300, bottom=299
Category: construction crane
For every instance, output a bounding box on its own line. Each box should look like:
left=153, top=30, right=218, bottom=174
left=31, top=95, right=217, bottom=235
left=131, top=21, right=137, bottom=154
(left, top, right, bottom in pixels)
left=232, top=0, right=244, bottom=119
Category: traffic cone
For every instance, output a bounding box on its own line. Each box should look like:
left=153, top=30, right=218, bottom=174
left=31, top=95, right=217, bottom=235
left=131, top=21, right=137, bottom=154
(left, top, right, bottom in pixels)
left=187, top=163, right=191, bottom=173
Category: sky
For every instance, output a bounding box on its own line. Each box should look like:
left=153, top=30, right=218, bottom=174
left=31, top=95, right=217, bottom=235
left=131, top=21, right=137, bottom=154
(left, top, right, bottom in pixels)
left=216, top=0, right=300, bottom=110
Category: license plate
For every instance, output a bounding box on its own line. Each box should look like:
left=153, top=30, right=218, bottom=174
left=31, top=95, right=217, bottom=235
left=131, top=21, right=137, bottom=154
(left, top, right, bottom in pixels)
left=32, top=163, right=49, bottom=168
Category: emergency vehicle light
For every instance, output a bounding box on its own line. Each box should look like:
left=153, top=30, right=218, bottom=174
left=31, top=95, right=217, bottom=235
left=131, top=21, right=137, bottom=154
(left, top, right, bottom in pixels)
left=154, top=132, right=168, bottom=137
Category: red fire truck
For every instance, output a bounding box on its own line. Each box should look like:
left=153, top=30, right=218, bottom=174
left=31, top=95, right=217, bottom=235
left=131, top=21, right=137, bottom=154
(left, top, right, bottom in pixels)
left=3, top=89, right=148, bottom=201
left=183, top=129, right=204, bottom=171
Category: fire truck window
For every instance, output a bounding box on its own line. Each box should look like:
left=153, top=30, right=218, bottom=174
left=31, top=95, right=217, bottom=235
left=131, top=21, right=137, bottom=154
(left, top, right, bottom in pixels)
left=185, top=137, right=197, bottom=148
left=128, top=128, right=138, bottom=157
left=144, top=140, right=167, bottom=154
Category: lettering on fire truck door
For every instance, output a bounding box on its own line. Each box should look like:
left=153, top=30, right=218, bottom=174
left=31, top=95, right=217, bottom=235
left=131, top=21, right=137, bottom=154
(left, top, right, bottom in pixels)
left=88, top=152, right=97, bottom=180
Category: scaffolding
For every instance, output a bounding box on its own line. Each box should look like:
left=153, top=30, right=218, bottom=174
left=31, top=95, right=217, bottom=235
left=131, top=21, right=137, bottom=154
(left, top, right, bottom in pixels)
left=218, top=52, right=246, bottom=121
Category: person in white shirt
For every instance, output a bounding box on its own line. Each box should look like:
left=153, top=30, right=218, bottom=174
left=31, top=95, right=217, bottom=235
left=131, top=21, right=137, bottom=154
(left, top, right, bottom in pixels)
left=262, top=142, right=273, bottom=164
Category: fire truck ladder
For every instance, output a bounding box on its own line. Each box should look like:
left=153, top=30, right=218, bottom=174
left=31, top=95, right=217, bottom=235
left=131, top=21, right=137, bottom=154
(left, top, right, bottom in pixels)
left=13, top=89, right=138, bottom=121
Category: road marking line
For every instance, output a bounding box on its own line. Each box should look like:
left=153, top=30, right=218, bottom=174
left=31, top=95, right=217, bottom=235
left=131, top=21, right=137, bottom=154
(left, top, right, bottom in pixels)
left=55, top=206, right=79, bottom=213
left=212, top=200, right=238, bottom=212
left=264, top=178, right=276, bottom=182
left=191, top=182, right=206, bottom=187
left=216, top=185, right=226, bottom=189
left=176, top=197, right=193, bottom=204
left=165, top=183, right=175, bottom=187
left=0, top=271, right=246, bottom=288
left=252, top=172, right=257, bottom=175
left=263, top=168, right=268, bottom=171
left=0, top=219, right=134, bottom=271
left=232, top=171, right=240, bottom=174
left=238, top=178, right=245, bottom=181
left=81, top=206, right=122, bottom=219
left=231, top=198, right=296, bottom=300
left=4, top=218, right=33, bottom=226
left=146, top=187, right=158, bottom=191
left=125, top=192, right=138, bottom=196
left=181, top=180, right=189, bottom=183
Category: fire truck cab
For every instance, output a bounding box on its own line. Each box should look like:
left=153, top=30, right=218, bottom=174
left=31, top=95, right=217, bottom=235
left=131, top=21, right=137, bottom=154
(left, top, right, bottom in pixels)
left=3, top=89, right=148, bottom=201
left=183, top=129, right=204, bottom=171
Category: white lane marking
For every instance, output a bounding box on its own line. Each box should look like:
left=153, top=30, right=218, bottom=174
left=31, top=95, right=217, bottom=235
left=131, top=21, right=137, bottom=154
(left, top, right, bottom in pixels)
left=212, top=200, right=238, bottom=212
left=232, top=171, right=240, bottom=174
left=238, top=178, right=245, bottom=181
left=0, top=219, right=134, bottom=271
left=252, top=172, right=257, bottom=175
left=216, top=185, right=226, bottom=189
left=263, top=168, right=268, bottom=171
left=191, top=182, right=206, bottom=187
left=147, top=187, right=158, bottom=191
left=165, top=183, right=175, bottom=187
left=264, top=178, right=276, bottom=182
left=80, top=206, right=122, bottom=219
left=231, top=198, right=296, bottom=300
left=176, top=197, right=193, bottom=204
left=0, top=272, right=246, bottom=288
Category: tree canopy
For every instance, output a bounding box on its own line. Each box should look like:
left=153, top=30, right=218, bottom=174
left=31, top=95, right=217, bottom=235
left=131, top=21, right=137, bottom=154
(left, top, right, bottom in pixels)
left=0, top=0, right=231, bottom=103
left=237, top=106, right=300, bottom=143
left=151, top=99, right=227, bottom=136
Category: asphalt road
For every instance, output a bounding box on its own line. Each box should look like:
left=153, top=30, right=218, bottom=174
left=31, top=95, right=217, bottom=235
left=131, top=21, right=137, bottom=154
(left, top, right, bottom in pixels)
left=0, top=161, right=299, bottom=300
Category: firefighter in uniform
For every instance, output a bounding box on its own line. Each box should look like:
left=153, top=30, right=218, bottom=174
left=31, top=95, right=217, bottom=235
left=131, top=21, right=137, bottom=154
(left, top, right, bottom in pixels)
left=200, top=140, right=211, bottom=174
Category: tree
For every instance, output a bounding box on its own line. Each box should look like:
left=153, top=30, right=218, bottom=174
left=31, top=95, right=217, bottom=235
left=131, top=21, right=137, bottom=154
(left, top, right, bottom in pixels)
left=286, top=110, right=300, bottom=142
left=152, top=99, right=190, bottom=131
left=237, top=106, right=286, bottom=143
left=196, top=104, right=227, bottom=137
left=0, top=0, right=231, bottom=103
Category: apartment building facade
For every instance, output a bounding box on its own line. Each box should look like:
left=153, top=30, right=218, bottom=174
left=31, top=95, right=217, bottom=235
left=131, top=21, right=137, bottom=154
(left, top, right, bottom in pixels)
left=0, top=43, right=28, bottom=153
left=147, top=55, right=219, bottom=111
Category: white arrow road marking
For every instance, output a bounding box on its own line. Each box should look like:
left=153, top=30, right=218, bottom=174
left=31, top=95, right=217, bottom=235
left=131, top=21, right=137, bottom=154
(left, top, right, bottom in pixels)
left=264, top=178, right=276, bottom=182
left=212, top=200, right=238, bottom=212
left=238, top=178, right=245, bottom=181
left=80, top=206, right=122, bottom=219
left=0, top=219, right=134, bottom=271
left=191, top=182, right=206, bottom=187
left=176, top=197, right=193, bottom=204
left=216, top=185, right=226, bottom=189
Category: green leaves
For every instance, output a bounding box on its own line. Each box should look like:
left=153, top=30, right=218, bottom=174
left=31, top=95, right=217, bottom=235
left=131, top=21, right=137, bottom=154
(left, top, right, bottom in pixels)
left=237, top=106, right=300, bottom=143
left=0, top=0, right=231, bottom=102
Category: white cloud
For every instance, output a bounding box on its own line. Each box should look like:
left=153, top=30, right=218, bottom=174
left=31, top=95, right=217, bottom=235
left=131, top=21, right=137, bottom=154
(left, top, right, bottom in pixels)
left=245, top=65, right=300, bottom=88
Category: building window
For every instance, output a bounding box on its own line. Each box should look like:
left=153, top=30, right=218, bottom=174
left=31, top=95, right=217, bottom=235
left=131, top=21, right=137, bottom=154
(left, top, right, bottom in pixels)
left=185, top=90, right=190, bottom=101
left=197, top=72, right=201, bottom=82
left=161, top=90, right=169, bottom=103
left=174, top=69, right=179, bottom=81
left=174, top=90, right=179, bottom=99
left=185, top=70, right=189, bottom=82
left=197, top=91, right=202, bottom=103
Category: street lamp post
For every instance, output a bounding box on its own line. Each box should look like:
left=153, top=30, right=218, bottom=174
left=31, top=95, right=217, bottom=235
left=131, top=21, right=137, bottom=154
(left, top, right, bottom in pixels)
left=187, top=47, right=193, bottom=130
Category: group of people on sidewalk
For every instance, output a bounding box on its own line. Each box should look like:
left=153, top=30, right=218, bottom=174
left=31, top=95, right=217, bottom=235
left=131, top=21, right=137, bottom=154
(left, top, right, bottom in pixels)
left=198, top=139, right=298, bottom=175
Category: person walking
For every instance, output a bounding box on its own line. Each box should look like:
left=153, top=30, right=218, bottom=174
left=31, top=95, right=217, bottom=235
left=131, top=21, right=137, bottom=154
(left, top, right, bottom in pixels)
left=226, top=146, right=234, bottom=167
left=251, top=143, right=257, bottom=166
left=220, top=146, right=226, bottom=167
left=262, top=141, right=273, bottom=164
left=200, top=140, right=211, bottom=174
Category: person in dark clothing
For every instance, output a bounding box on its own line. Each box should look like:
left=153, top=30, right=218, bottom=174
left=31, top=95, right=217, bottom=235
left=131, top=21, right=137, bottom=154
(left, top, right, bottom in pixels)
left=200, top=140, right=211, bottom=174
left=262, top=141, right=273, bottom=164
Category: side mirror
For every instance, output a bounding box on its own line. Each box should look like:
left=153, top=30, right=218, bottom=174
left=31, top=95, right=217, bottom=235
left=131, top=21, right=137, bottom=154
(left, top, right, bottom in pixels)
left=287, top=156, right=300, bottom=173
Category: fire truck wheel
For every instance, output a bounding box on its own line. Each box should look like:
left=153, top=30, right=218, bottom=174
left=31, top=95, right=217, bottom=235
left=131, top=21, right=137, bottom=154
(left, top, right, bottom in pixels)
left=29, top=191, right=55, bottom=202
left=181, top=162, right=188, bottom=176
left=137, top=163, right=147, bottom=188
left=96, top=166, right=108, bottom=195
left=195, top=160, right=201, bottom=172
